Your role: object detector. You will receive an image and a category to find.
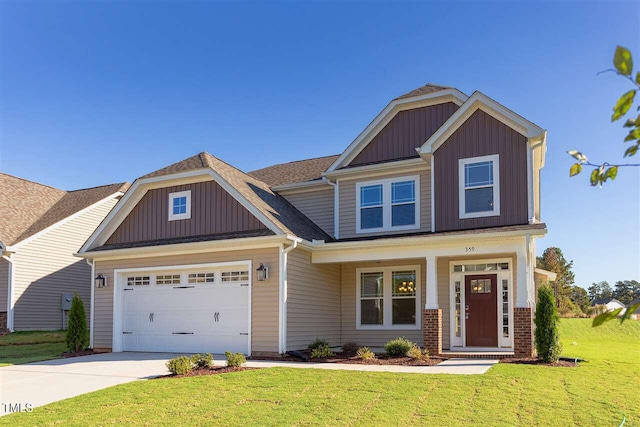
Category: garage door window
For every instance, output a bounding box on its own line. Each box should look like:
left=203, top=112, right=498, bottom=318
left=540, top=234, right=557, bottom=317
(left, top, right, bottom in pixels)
left=127, top=276, right=150, bottom=286
left=156, top=274, right=181, bottom=285
left=222, top=271, right=249, bottom=282
left=188, top=272, right=216, bottom=283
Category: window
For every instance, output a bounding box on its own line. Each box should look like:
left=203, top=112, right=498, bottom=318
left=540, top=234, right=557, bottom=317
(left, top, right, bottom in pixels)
left=458, top=155, right=500, bottom=219
left=188, top=272, right=216, bottom=283
left=356, top=266, right=420, bottom=329
left=168, top=190, right=192, bottom=221
left=127, top=276, right=150, bottom=286
left=221, top=271, right=249, bottom=282
left=156, top=274, right=181, bottom=285
left=470, top=278, right=491, bottom=294
left=356, top=176, right=419, bottom=233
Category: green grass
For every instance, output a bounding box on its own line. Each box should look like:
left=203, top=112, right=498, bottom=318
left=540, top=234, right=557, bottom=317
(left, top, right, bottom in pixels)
left=2, top=319, right=639, bottom=426
left=0, top=331, right=66, bottom=366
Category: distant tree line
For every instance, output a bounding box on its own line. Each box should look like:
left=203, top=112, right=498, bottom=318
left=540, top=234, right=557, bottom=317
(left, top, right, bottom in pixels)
left=588, top=280, right=640, bottom=305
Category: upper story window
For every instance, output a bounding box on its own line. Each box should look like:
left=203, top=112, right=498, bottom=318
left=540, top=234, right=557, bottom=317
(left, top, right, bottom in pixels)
left=356, top=176, right=419, bottom=233
left=168, top=190, right=191, bottom=221
left=458, top=155, right=500, bottom=219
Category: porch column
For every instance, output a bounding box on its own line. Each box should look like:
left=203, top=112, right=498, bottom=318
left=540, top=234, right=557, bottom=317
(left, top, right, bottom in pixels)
left=423, top=256, right=442, bottom=355
left=516, top=250, right=529, bottom=308
left=515, top=248, right=534, bottom=357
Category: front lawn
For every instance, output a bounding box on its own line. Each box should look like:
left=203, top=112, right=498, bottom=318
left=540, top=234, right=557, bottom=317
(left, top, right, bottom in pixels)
left=2, top=319, right=638, bottom=426
left=0, top=331, right=66, bottom=366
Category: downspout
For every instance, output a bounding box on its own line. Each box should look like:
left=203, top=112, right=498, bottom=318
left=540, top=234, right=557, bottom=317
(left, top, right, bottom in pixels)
left=2, top=252, right=15, bottom=332
left=86, top=258, right=95, bottom=348
left=525, top=234, right=535, bottom=308
left=322, top=177, right=338, bottom=239
left=279, top=239, right=298, bottom=354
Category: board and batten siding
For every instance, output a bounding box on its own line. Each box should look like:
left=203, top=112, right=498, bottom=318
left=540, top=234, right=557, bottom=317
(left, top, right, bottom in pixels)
left=281, top=188, right=334, bottom=237
left=338, top=168, right=431, bottom=239
left=286, top=249, right=340, bottom=350
left=341, top=259, right=426, bottom=347
left=434, top=109, right=529, bottom=232
left=106, top=180, right=267, bottom=245
left=12, top=198, right=119, bottom=330
left=348, top=103, right=459, bottom=167
left=93, top=247, right=280, bottom=354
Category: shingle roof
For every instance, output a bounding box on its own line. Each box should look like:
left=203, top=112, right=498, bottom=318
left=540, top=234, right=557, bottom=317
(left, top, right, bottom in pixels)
left=137, top=152, right=331, bottom=242
left=0, top=173, right=129, bottom=246
left=393, top=83, right=453, bottom=101
left=247, top=155, right=340, bottom=187
left=591, top=298, right=624, bottom=307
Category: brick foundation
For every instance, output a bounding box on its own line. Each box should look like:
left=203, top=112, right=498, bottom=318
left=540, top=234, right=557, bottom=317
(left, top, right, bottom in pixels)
left=422, top=309, right=442, bottom=356
left=514, top=307, right=534, bottom=358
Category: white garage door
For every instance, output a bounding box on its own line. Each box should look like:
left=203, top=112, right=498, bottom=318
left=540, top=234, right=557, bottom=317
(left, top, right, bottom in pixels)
left=120, top=266, right=250, bottom=354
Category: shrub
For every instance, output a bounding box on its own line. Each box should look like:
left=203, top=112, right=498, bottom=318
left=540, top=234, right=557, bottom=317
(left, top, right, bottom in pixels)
left=166, top=356, right=194, bottom=375
left=355, top=347, right=375, bottom=360
left=66, top=293, right=89, bottom=353
left=535, top=285, right=563, bottom=363
left=407, top=345, right=430, bottom=360
left=225, top=351, right=246, bottom=367
left=341, top=341, right=360, bottom=355
left=310, top=344, right=334, bottom=359
left=191, top=353, right=213, bottom=369
left=384, top=337, right=414, bottom=357
left=308, top=338, right=330, bottom=351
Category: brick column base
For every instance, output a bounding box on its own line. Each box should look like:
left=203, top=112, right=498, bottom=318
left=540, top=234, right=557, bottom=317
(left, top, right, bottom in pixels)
left=422, top=309, right=442, bottom=356
left=514, top=307, right=534, bottom=358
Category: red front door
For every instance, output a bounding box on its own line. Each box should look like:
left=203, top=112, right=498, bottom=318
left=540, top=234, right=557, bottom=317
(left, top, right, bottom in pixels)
left=465, top=274, right=498, bottom=347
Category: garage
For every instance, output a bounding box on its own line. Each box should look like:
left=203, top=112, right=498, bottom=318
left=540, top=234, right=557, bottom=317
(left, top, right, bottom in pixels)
left=115, top=262, right=250, bottom=354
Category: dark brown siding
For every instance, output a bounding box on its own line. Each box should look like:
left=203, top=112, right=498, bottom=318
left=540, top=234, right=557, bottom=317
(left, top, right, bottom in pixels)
left=348, top=102, right=459, bottom=167
left=434, top=109, right=528, bottom=231
left=106, top=180, right=267, bottom=244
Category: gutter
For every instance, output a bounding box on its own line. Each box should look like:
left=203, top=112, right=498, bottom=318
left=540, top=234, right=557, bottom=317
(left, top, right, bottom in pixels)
left=2, top=252, right=15, bottom=332
left=278, top=237, right=299, bottom=354
left=86, top=258, right=95, bottom=348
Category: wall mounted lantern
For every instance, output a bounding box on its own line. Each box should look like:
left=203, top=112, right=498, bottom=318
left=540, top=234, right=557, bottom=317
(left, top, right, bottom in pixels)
left=256, top=263, right=269, bottom=281
left=95, top=274, right=107, bottom=288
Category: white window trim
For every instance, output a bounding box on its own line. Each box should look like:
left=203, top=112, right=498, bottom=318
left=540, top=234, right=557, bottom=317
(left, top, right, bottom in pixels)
left=458, top=154, right=500, bottom=219
left=356, top=265, right=421, bottom=330
left=355, top=175, right=420, bottom=233
left=168, top=190, right=192, bottom=221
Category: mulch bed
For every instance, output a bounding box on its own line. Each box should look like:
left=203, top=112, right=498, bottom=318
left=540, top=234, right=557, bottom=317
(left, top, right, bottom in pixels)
left=250, top=352, right=444, bottom=366
left=158, top=366, right=258, bottom=379
left=62, top=349, right=97, bottom=358
left=500, top=357, right=578, bottom=367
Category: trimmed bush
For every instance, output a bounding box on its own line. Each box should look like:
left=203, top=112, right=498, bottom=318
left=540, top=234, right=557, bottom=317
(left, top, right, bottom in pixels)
left=66, top=293, right=89, bottom=353
left=225, top=351, right=246, bottom=367
left=308, top=338, right=330, bottom=351
left=355, top=347, right=375, bottom=360
left=384, top=337, right=414, bottom=357
left=310, top=344, right=334, bottom=359
left=166, top=356, right=194, bottom=375
left=341, top=341, right=360, bottom=355
left=407, top=345, right=429, bottom=361
left=191, top=353, right=213, bottom=369
left=535, top=285, right=563, bottom=362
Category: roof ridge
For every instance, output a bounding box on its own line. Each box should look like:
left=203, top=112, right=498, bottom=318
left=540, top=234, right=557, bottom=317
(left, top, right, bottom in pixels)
left=251, top=154, right=341, bottom=170
left=67, top=182, right=129, bottom=193
left=0, top=172, right=66, bottom=193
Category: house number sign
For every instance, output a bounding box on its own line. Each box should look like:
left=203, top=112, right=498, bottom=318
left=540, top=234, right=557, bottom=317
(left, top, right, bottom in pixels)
left=465, top=247, right=475, bottom=253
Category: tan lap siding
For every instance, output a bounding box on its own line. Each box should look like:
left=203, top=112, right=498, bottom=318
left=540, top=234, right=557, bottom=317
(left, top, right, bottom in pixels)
left=12, top=199, right=118, bottom=330
left=341, top=259, right=426, bottom=347
left=0, top=258, right=8, bottom=313
left=281, top=188, right=334, bottom=237
left=93, top=247, right=279, bottom=353
left=338, top=168, right=431, bottom=239
left=286, top=249, right=340, bottom=350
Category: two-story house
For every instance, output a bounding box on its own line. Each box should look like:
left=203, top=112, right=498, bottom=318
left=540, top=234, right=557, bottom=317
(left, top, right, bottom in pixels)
left=78, top=84, right=548, bottom=358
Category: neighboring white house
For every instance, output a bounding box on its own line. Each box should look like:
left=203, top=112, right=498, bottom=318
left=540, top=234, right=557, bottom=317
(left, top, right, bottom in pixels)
left=591, top=298, right=626, bottom=314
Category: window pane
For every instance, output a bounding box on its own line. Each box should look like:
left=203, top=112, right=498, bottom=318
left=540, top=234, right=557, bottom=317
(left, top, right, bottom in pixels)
left=392, top=271, right=416, bottom=296
left=361, top=299, right=383, bottom=324
left=465, top=187, right=494, bottom=213
left=465, top=161, right=493, bottom=187
left=360, top=185, right=383, bottom=207
left=361, top=272, right=383, bottom=297
left=391, top=204, right=415, bottom=226
left=391, top=181, right=415, bottom=203
left=361, top=207, right=383, bottom=229
left=392, top=298, right=416, bottom=325
left=172, top=196, right=187, bottom=215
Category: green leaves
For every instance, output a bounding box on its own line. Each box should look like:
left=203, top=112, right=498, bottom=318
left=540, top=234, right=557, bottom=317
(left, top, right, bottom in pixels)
left=624, top=144, right=639, bottom=157
left=569, top=163, right=582, bottom=176
left=605, top=165, right=618, bottom=181
left=592, top=302, right=640, bottom=327
left=589, top=168, right=599, bottom=186
left=612, top=90, right=636, bottom=121
left=614, top=46, right=633, bottom=76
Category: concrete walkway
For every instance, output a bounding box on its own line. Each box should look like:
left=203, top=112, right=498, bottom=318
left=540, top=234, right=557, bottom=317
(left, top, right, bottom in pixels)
left=0, top=352, right=497, bottom=415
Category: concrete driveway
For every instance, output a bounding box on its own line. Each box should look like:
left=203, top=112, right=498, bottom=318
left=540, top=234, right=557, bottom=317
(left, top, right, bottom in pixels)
left=0, top=352, right=172, bottom=416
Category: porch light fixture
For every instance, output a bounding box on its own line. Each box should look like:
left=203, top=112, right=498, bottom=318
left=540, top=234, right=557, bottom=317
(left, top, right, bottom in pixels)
left=256, top=264, right=269, bottom=281
left=95, top=274, right=107, bottom=288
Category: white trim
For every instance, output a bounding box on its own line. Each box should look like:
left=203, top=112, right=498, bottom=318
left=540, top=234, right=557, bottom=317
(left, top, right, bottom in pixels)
left=526, top=144, right=535, bottom=223
left=327, top=90, right=468, bottom=172
left=458, top=154, right=500, bottom=219
left=425, top=256, right=437, bottom=309
left=8, top=191, right=124, bottom=251
left=534, top=267, right=557, bottom=282
left=324, top=157, right=428, bottom=180
left=355, top=175, right=420, bottom=234
left=430, top=157, right=435, bottom=232
left=279, top=240, right=298, bottom=354
left=112, top=260, right=252, bottom=354
left=87, top=258, right=95, bottom=348
left=168, top=190, right=192, bottom=221
left=355, top=264, right=422, bottom=331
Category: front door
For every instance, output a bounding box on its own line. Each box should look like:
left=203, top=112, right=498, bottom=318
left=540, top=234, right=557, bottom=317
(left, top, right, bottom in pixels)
left=465, top=274, right=498, bottom=347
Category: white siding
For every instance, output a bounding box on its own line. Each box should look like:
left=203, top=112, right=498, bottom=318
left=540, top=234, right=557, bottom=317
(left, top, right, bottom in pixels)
left=282, top=188, right=334, bottom=237
left=0, top=258, right=8, bottom=314
left=12, top=198, right=119, bottom=330
left=286, top=249, right=340, bottom=350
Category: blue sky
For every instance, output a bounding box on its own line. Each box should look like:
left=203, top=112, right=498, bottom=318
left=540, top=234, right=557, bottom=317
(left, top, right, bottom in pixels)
left=0, top=1, right=638, bottom=288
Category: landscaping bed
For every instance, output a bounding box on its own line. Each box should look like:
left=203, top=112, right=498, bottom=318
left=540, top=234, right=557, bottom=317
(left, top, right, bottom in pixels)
left=160, top=366, right=258, bottom=378
left=251, top=352, right=444, bottom=366
left=500, top=357, right=578, bottom=367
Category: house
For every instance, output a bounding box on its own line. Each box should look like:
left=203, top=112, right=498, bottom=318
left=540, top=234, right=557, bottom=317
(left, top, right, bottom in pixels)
left=591, top=297, right=626, bottom=314
left=0, top=173, right=129, bottom=331
left=77, top=83, right=548, bottom=358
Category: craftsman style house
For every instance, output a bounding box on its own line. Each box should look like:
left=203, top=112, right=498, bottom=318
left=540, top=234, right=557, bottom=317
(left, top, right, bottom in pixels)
left=78, top=84, right=548, bottom=358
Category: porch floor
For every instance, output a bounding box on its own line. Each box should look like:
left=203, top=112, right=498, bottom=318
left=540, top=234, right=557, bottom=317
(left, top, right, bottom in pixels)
left=441, top=350, right=515, bottom=359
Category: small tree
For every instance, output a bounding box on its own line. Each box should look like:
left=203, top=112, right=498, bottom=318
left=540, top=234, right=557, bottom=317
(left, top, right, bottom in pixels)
left=66, top=293, right=89, bottom=353
left=534, top=286, right=562, bottom=363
